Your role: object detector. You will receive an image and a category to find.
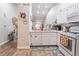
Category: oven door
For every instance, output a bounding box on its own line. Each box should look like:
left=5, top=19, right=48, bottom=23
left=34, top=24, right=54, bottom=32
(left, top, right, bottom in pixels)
left=60, top=35, right=76, bottom=56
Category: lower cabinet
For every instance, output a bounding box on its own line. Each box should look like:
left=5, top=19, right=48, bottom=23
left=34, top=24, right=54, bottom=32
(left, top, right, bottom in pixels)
left=42, top=32, right=57, bottom=45
left=57, top=33, right=60, bottom=46
left=30, top=32, right=57, bottom=46
left=30, top=32, right=42, bottom=46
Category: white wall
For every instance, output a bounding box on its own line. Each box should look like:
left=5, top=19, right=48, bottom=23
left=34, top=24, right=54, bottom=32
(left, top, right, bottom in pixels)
left=0, top=3, right=18, bottom=44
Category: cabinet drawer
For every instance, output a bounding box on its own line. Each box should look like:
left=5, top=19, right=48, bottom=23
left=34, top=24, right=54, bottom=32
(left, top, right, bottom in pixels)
left=42, top=33, right=57, bottom=39
left=42, top=33, right=56, bottom=36
left=31, top=42, right=42, bottom=46
left=43, top=41, right=56, bottom=45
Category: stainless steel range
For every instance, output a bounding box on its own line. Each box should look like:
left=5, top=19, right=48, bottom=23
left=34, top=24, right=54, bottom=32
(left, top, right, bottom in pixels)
left=59, top=26, right=79, bottom=56
left=59, top=33, right=76, bottom=56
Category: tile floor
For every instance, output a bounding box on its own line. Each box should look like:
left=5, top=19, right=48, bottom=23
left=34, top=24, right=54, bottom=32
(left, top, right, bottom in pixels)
left=31, top=46, right=63, bottom=56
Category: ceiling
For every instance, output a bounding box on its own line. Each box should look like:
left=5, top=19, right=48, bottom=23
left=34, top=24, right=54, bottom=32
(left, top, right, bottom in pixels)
left=32, top=3, right=56, bottom=22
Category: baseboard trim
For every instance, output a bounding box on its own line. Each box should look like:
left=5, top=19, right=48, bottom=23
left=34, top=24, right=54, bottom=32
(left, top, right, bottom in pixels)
left=30, top=45, right=58, bottom=47
left=17, top=46, right=30, bottom=49
left=0, top=40, right=9, bottom=46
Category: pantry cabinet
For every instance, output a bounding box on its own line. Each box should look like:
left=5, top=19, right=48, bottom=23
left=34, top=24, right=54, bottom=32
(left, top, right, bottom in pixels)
left=30, top=32, right=57, bottom=46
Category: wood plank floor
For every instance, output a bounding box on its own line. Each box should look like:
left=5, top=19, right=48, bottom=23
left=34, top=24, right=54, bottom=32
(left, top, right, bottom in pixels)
left=0, top=41, right=31, bottom=56
left=0, top=41, right=60, bottom=56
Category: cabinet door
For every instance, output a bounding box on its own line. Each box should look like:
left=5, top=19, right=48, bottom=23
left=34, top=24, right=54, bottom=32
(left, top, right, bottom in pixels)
left=30, top=32, right=42, bottom=46
left=42, top=32, right=57, bottom=45
left=67, top=4, right=76, bottom=16
left=76, top=4, right=79, bottom=11
left=65, top=4, right=76, bottom=20
left=57, top=4, right=76, bottom=24
left=42, top=33, right=49, bottom=45
left=56, top=33, right=60, bottom=46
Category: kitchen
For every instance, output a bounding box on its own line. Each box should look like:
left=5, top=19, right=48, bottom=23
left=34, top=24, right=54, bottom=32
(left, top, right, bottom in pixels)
left=0, top=3, right=79, bottom=56
left=29, top=3, right=79, bottom=56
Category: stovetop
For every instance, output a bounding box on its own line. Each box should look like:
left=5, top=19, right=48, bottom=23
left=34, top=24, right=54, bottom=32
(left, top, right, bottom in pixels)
left=69, top=32, right=79, bottom=34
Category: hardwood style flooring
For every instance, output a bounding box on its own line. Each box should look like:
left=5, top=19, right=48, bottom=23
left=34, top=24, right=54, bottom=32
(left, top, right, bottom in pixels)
left=0, top=41, right=63, bottom=56
left=0, top=41, right=31, bottom=56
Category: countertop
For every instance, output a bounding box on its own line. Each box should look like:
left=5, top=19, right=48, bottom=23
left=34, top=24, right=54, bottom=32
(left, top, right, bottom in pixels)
left=30, top=30, right=61, bottom=33
left=58, top=31, right=77, bottom=38
left=30, top=30, right=78, bottom=38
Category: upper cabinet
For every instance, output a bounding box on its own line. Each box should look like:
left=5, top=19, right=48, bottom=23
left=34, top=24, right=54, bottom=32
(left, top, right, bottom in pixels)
left=66, top=4, right=79, bottom=23
left=66, top=4, right=76, bottom=16
left=56, top=3, right=79, bottom=24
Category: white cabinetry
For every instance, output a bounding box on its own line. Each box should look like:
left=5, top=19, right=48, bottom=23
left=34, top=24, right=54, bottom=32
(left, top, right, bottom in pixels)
left=30, top=32, right=42, bottom=46
left=56, top=33, right=60, bottom=46
left=57, top=4, right=78, bottom=24
left=42, top=32, right=57, bottom=45
left=30, top=32, right=57, bottom=46
left=66, top=4, right=79, bottom=23
left=66, top=4, right=76, bottom=16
